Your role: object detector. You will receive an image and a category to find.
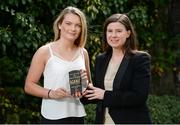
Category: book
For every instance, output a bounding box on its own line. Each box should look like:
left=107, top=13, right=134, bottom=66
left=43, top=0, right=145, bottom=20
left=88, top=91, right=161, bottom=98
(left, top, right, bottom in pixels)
left=69, top=70, right=82, bottom=95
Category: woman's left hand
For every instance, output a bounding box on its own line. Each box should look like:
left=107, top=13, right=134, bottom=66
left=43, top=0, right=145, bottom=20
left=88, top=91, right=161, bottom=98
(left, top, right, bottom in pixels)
left=84, top=85, right=105, bottom=100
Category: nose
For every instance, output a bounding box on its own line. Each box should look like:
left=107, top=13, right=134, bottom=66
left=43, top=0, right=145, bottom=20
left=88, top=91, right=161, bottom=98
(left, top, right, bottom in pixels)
left=71, top=25, right=76, bottom=31
left=112, top=31, right=117, bottom=37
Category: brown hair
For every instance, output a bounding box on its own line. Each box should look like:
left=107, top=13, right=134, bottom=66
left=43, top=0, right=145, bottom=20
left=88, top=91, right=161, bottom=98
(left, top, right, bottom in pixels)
left=103, top=14, right=138, bottom=53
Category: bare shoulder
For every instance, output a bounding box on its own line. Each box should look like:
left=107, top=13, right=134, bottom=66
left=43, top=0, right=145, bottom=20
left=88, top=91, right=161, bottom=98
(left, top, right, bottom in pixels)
left=32, top=43, right=51, bottom=63
left=82, top=48, right=89, bottom=56
left=36, top=43, right=51, bottom=56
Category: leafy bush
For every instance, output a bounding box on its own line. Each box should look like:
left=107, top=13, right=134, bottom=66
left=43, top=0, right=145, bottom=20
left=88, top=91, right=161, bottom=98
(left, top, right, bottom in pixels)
left=0, top=57, right=23, bottom=86
left=0, top=87, right=41, bottom=124
left=148, top=95, right=180, bottom=123
left=84, top=104, right=96, bottom=124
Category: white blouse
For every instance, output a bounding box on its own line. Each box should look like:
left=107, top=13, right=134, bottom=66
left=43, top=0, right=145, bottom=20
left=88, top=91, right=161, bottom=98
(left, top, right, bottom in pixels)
left=41, top=44, right=86, bottom=120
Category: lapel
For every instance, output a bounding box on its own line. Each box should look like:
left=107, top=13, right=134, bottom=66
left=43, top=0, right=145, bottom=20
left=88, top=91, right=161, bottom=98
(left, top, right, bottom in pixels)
left=100, top=52, right=112, bottom=89
left=113, top=53, right=130, bottom=90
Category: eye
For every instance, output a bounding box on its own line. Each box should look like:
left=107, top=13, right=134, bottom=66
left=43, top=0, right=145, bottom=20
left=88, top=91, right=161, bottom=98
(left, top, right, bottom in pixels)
left=107, top=29, right=112, bottom=32
left=117, top=30, right=122, bottom=32
left=76, top=24, right=82, bottom=28
left=66, top=22, right=71, bottom=25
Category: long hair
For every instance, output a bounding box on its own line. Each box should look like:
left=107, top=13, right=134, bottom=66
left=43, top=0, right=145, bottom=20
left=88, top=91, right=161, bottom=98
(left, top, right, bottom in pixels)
left=53, top=6, right=87, bottom=47
left=103, top=14, right=138, bottom=53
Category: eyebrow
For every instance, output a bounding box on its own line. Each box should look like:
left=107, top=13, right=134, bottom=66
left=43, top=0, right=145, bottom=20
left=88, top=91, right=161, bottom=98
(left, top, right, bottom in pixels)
left=64, top=20, right=81, bottom=25
left=107, top=28, right=123, bottom=30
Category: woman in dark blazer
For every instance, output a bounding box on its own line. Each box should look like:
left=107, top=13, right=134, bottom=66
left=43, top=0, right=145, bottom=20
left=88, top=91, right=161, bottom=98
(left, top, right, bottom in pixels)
left=84, top=13, right=152, bottom=124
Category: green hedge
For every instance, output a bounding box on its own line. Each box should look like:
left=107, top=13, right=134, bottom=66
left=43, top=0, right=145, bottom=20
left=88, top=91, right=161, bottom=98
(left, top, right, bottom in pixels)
left=0, top=87, right=41, bottom=123
left=0, top=87, right=180, bottom=124
left=148, top=95, right=180, bottom=123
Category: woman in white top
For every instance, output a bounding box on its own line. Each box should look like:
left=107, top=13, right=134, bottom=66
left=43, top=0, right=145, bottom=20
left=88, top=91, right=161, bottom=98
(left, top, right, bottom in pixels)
left=24, top=6, right=91, bottom=124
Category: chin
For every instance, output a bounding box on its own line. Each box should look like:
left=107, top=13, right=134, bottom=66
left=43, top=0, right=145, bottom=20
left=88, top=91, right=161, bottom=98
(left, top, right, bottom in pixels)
left=68, top=34, right=78, bottom=39
left=112, top=45, right=122, bottom=49
left=67, top=37, right=77, bottom=42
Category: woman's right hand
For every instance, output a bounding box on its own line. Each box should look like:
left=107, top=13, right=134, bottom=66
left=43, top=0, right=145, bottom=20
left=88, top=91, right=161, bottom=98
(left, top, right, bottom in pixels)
left=83, top=85, right=105, bottom=100
left=49, top=88, right=71, bottom=99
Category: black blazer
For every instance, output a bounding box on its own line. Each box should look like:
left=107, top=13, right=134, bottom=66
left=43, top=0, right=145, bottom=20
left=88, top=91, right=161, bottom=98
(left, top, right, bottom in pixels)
left=93, top=51, right=152, bottom=124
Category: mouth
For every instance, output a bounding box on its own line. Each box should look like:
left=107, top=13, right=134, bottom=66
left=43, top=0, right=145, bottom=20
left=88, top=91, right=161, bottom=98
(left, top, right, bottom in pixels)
left=69, top=32, right=77, bottom=36
left=110, top=40, right=119, bottom=43
left=67, top=33, right=79, bottom=40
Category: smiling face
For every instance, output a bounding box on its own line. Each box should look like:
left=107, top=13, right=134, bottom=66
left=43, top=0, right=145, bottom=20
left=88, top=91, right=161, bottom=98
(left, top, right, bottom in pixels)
left=59, top=13, right=82, bottom=42
left=106, top=22, right=130, bottom=50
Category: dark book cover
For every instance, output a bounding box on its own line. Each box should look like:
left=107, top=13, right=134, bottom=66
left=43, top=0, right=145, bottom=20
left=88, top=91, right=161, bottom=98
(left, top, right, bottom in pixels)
left=69, top=70, right=82, bottom=95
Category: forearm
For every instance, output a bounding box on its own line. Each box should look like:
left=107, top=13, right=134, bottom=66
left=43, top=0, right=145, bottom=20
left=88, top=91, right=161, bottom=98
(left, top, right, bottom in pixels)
left=24, top=82, right=49, bottom=99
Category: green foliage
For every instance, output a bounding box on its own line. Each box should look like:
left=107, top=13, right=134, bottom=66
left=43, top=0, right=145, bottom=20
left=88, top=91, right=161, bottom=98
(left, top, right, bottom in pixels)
left=84, top=104, right=96, bottom=124
left=0, top=87, right=41, bottom=124
left=0, top=57, right=23, bottom=85
left=148, top=95, right=180, bottom=123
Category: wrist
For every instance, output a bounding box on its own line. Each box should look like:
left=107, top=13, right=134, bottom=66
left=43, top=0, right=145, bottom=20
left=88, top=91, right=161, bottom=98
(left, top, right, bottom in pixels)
left=48, top=89, right=51, bottom=99
left=102, top=90, right=105, bottom=99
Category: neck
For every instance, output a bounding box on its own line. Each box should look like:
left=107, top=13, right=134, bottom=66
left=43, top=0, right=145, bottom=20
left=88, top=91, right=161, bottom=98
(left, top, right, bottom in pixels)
left=111, top=48, right=124, bottom=64
left=56, top=38, right=76, bottom=51
left=112, top=48, right=124, bottom=56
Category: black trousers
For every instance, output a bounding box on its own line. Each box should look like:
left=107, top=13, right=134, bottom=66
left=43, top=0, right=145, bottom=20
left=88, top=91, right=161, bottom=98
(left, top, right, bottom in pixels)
left=41, top=115, right=84, bottom=124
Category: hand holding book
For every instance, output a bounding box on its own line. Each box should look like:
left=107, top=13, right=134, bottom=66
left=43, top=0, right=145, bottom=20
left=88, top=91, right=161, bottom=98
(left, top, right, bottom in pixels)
left=69, top=70, right=88, bottom=98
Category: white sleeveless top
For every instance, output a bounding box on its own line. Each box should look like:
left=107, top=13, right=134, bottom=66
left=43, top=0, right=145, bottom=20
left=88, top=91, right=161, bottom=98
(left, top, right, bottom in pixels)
left=41, top=44, right=86, bottom=120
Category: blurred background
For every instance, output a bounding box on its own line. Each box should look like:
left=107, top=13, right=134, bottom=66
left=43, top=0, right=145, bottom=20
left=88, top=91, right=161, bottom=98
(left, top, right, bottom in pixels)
left=0, top=0, right=180, bottom=123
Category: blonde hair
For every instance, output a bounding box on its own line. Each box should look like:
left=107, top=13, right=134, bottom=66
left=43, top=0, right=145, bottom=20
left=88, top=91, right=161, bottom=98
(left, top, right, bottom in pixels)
left=53, top=6, right=87, bottom=47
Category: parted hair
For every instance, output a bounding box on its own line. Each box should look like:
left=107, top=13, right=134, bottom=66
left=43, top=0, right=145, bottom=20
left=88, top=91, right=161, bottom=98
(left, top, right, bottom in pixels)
left=53, top=6, right=87, bottom=47
left=103, top=13, right=138, bottom=53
